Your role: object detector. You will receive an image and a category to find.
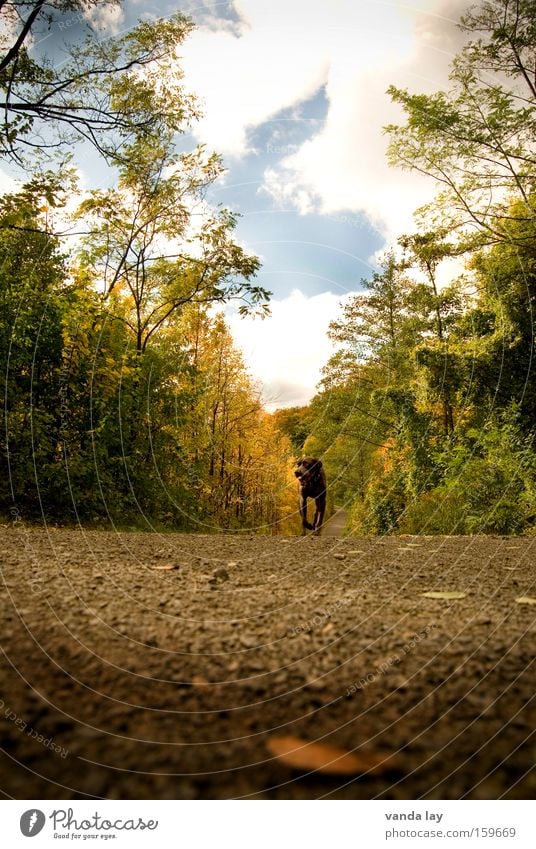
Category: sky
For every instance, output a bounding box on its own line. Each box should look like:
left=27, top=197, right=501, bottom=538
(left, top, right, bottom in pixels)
left=1, top=0, right=471, bottom=410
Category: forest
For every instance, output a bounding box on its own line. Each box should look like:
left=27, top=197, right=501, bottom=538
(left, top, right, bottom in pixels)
left=1, top=0, right=536, bottom=536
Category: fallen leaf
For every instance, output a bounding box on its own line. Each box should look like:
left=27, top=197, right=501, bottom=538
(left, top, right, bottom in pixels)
left=421, top=591, right=467, bottom=599
left=515, top=596, right=536, bottom=605
left=373, top=655, right=398, bottom=670
left=266, top=735, right=397, bottom=775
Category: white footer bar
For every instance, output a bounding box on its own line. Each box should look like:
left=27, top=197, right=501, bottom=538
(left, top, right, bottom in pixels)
left=3, top=800, right=534, bottom=848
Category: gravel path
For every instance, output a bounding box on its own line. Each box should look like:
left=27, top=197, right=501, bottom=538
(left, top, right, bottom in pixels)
left=0, top=527, right=535, bottom=800
left=322, top=508, right=348, bottom=537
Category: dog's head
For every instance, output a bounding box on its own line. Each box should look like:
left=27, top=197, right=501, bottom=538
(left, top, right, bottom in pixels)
left=295, top=457, right=323, bottom=486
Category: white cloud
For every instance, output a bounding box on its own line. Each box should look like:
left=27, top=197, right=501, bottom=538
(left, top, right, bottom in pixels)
left=227, top=288, right=355, bottom=410
left=180, top=1, right=476, bottom=410
left=83, top=3, right=125, bottom=35
left=180, top=8, right=329, bottom=156
left=260, top=0, right=471, bottom=244
left=0, top=168, right=20, bottom=196
left=181, top=0, right=470, bottom=242
left=180, top=0, right=417, bottom=159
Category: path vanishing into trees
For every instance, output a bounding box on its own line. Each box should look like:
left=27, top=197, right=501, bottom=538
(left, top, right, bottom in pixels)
left=322, top=508, right=349, bottom=537
left=0, top=527, right=534, bottom=799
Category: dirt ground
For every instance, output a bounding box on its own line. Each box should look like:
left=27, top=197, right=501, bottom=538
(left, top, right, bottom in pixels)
left=0, top=525, right=535, bottom=800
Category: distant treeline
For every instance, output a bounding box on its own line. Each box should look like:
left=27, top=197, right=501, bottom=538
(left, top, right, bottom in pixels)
left=2, top=0, right=535, bottom=535
left=0, top=180, right=299, bottom=530
left=279, top=0, right=536, bottom=535
left=0, top=6, right=299, bottom=531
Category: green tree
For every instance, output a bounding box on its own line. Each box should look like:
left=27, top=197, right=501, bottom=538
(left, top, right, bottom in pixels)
left=460, top=195, right=536, bottom=427
left=302, top=253, right=419, bottom=517
left=0, top=178, right=71, bottom=514
left=272, top=406, right=311, bottom=454
left=76, top=136, right=268, bottom=356
left=398, top=231, right=468, bottom=434
left=328, top=251, right=421, bottom=383
left=386, top=0, right=536, bottom=247
left=1, top=3, right=199, bottom=162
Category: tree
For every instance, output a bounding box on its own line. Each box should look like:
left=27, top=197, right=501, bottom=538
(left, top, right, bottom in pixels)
left=328, top=251, right=420, bottom=383
left=72, top=132, right=268, bottom=517
left=0, top=3, right=199, bottom=162
left=76, top=136, right=268, bottom=356
left=302, top=253, right=419, bottom=512
left=386, top=0, right=536, bottom=248
left=398, top=231, right=468, bottom=434
left=303, top=0, right=536, bottom=535
left=306, top=247, right=468, bottom=530
left=271, top=405, right=311, bottom=454
left=461, top=195, right=536, bottom=427
left=0, top=179, right=70, bottom=513
left=165, top=308, right=297, bottom=532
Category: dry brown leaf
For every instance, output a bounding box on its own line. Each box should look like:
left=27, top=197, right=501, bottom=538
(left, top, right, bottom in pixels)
left=421, top=591, right=466, bottom=599
left=515, top=596, right=536, bottom=605
left=373, top=655, right=395, bottom=669
left=266, top=735, right=396, bottom=775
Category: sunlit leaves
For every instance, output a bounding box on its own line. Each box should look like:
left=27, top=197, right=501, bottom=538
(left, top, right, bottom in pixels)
left=0, top=6, right=198, bottom=163
left=386, top=0, right=536, bottom=246
left=75, top=135, right=267, bottom=352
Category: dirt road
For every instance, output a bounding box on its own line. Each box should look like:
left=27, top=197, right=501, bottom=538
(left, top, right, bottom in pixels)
left=322, top=508, right=348, bottom=537
left=0, top=527, right=535, bottom=799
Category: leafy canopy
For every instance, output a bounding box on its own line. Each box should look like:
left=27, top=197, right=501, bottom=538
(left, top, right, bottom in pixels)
left=0, top=2, right=199, bottom=163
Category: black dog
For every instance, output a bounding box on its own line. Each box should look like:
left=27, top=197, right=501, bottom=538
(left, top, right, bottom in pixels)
left=295, top=457, right=326, bottom=535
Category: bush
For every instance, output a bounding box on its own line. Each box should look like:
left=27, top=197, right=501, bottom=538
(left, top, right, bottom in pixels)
left=347, top=405, right=536, bottom=536
left=399, top=409, right=536, bottom=535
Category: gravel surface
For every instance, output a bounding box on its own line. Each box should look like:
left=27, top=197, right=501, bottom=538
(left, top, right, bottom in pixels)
left=0, top=527, right=535, bottom=800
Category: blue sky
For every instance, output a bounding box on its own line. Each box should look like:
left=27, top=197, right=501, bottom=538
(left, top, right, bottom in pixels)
left=195, top=85, right=383, bottom=300
left=1, top=0, right=469, bottom=408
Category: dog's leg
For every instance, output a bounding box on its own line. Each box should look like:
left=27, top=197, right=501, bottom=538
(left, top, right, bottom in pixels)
left=299, top=494, right=313, bottom=533
left=312, top=496, right=326, bottom=535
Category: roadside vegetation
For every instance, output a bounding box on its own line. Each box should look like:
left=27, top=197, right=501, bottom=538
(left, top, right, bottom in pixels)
left=1, top=0, right=535, bottom=534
